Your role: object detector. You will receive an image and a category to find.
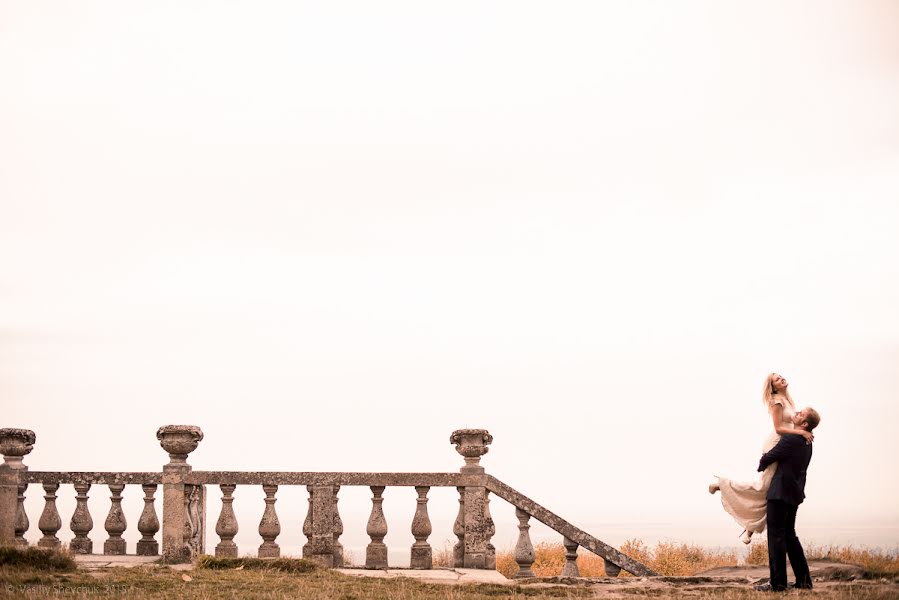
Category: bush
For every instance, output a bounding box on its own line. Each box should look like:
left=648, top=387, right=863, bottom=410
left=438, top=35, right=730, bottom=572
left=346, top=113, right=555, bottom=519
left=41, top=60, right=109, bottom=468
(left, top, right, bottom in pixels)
left=197, top=555, right=319, bottom=573
left=0, top=546, right=76, bottom=571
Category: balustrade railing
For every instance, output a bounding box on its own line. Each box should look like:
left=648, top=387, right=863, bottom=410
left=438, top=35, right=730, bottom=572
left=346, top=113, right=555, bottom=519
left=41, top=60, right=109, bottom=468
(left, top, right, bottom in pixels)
left=0, top=426, right=657, bottom=577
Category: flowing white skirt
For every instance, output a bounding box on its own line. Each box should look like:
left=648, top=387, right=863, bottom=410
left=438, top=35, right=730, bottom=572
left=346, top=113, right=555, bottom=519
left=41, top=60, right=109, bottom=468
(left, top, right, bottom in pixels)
left=716, top=432, right=780, bottom=534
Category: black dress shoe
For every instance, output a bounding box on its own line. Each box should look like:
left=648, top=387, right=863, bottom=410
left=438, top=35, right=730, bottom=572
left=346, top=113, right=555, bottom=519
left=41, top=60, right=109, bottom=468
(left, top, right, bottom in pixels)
left=791, top=583, right=813, bottom=590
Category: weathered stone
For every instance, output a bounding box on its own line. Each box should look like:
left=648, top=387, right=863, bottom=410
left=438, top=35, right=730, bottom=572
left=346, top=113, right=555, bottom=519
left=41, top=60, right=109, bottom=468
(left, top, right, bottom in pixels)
left=463, top=486, right=488, bottom=568
left=14, top=483, right=28, bottom=547
left=0, top=428, right=33, bottom=547
left=452, top=486, right=464, bottom=568
left=484, top=491, right=496, bottom=570
left=513, top=508, right=535, bottom=578
left=257, top=484, right=280, bottom=558
left=215, top=484, right=238, bottom=558
left=486, top=476, right=657, bottom=576
left=103, top=484, right=127, bottom=555
left=185, top=472, right=469, bottom=487
left=562, top=537, right=579, bottom=577
left=69, top=483, right=93, bottom=554
left=302, top=485, right=312, bottom=559
left=604, top=559, right=622, bottom=577
left=332, top=486, right=344, bottom=567
left=0, top=429, right=35, bottom=469
left=307, top=485, right=335, bottom=567
left=410, top=486, right=432, bottom=569
left=158, top=425, right=202, bottom=564
left=137, top=484, right=159, bottom=556
left=37, top=482, right=61, bottom=549
left=4, top=425, right=659, bottom=579
left=25, top=472, right=161, bottom=485
left=450, top=429, right=492, bottom=474
left=365, top=486, right=387, bottom=569
left=184, top=484, right=205, bottom=558
left=156, top=425, right=203, bottom=465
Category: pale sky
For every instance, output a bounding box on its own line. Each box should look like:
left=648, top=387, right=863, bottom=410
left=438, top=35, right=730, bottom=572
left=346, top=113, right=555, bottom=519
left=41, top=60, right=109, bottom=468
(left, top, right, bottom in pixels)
left=2, top=1, right=898, bottom=562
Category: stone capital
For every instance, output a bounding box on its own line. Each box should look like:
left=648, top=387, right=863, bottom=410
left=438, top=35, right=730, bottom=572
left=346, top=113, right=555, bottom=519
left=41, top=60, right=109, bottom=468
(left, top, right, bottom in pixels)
left=0, top=428, right=35, bottom=469
left=450, top=429, right=492, bottom=474
left=156, top=425, right=203, bottom=465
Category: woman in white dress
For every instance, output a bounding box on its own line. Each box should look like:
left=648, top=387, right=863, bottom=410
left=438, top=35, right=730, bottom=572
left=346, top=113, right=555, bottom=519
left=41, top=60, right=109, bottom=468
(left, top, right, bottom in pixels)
left=709, top=373, right=814, bottom=543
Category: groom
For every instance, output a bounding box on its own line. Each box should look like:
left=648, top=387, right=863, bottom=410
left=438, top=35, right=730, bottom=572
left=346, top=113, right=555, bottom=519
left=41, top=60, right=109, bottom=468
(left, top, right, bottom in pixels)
left=754, top=407, right=821, bottom=592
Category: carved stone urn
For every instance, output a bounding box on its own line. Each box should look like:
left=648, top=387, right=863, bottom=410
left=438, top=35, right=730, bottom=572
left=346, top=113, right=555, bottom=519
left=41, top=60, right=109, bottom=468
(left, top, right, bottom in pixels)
left=156, top=425, right=203, bottom=465
left=0, top=428, right=35, bottom=469
left=450, top=429, right=493, bottom=473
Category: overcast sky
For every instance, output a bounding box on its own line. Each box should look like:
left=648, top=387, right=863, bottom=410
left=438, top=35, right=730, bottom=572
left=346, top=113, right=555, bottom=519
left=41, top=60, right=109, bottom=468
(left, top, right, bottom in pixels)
left=2, top=1, right=898, bottom=561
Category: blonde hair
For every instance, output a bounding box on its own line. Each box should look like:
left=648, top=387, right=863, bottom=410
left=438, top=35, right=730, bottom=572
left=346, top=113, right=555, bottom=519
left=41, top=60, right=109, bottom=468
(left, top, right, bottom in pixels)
left=762, top=373, right=795, bottom=412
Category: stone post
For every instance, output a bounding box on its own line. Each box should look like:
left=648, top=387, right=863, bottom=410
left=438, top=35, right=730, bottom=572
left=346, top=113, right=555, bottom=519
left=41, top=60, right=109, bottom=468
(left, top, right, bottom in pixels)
left=410, top=486, right=432, bottom=569
left=450, top=428, right=493, bottom=569
left=214, top=484, right=238, bottom=558
left=257, top=484, right=281, bottom=558
left=365, top=486, right=387, bottom=569
left=137, top=484, right=160, bottom=556
left=0, top=429, right=34, bottom=547
left=513, top=508, right=536, bottom=578
left=157, top=425, right=203, bottom=563
left=562, top=537, right=580, bottom=577
left=37, top=482, right=61, bottom=549
left=103, top=484, right=127, bottom=554
left=69, top=483, right=93, bottom=554
left=306, top=485, right=336, bottom=567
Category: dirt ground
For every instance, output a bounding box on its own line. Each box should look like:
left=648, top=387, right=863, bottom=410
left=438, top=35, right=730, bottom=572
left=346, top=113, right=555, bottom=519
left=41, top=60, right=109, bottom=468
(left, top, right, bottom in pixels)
left=514, top=560, right=899, bottom=598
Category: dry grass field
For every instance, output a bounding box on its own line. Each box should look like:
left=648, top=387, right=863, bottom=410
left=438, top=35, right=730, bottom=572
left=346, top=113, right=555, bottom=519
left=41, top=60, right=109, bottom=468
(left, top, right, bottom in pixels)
left=1, top=543, right=897, bottom=599
left=485, top=539, right=899, bottom=579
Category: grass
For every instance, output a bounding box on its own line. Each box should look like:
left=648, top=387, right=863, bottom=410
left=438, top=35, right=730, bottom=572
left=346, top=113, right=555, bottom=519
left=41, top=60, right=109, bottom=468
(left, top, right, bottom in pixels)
left=0, top=543, right=897, bottom=599
left=490, top=539, right=899, bottom=579
left=0, top=546, right=76, bottom=571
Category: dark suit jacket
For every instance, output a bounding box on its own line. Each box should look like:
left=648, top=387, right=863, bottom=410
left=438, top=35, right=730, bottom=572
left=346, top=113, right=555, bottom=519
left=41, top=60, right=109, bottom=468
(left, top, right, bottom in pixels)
left=757, top=434, right=813, bottom=506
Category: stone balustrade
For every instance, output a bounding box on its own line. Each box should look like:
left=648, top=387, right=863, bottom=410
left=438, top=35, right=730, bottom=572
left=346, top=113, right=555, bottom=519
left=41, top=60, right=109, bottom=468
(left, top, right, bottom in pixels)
left=0, top=426, right=657, bottom=577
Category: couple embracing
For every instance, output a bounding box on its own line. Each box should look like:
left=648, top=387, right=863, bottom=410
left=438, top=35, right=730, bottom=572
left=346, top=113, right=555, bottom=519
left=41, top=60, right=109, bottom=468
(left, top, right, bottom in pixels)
left=710, top=373, right=822, bottom=592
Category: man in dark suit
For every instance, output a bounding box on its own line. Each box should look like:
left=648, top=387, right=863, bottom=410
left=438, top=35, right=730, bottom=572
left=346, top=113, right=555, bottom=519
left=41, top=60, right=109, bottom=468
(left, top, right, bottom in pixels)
left=754, top=407, right=821, bottom=592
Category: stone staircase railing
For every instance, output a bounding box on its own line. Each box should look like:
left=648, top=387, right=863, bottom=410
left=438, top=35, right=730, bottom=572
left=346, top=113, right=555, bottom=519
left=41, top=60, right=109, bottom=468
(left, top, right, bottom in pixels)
left=0, top=426, right=657, bottom=577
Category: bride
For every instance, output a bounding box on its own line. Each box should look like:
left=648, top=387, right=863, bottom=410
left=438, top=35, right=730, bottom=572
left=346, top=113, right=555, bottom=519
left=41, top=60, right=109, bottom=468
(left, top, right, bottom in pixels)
left=709, top=373, right=813, bottom=544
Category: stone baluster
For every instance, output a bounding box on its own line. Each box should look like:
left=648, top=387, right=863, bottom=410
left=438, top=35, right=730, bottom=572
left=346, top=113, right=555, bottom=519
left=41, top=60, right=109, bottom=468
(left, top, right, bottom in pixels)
left=450, top=428, right=493, bottom=569
left=452, top=486, right=465, bottom=567
left=562, top=537, right=579, bottom=577
left=410, top=486, right=432, bottom=569
left=603, top=559, right=622, bottom=577
left=137, top=484, right=160, bottom=556
left=37, top=482, right=62, bottom=549
left=513, top=507, right=535, bottom=578
left=69, top=483, right=94, bottom=554
left=0, top=428, right=35, bottom=547
left=157, top=424, right=204, bottom=563
left=332, top=486, right=344, bottom=567
left=215, top=484, right=238, bottom=558
left=258, top=484, right=280, bottom=558
left=14, top=483, right=28, bottom=547
left=365, top=486, right=388, bottom=569
left=301, top=485, right=313, bottom=559
left=484, top=491, right=496, bottom=570
left=104, top=484, right=127, bottom=554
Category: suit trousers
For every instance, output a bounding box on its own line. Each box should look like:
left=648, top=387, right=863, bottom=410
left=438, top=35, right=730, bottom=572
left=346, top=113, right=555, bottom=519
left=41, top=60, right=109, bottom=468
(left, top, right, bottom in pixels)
left=766, top=499, right=812, bottom=590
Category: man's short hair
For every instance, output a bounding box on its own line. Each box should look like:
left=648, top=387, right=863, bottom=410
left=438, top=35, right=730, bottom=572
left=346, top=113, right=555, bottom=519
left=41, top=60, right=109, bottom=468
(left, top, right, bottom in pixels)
left=803, top=407, right=821, bottom=431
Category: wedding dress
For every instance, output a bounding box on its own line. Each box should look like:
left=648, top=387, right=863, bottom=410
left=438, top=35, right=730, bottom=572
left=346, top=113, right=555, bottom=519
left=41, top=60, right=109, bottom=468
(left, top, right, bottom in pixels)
left=716, top=398, right=795, bottom=535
